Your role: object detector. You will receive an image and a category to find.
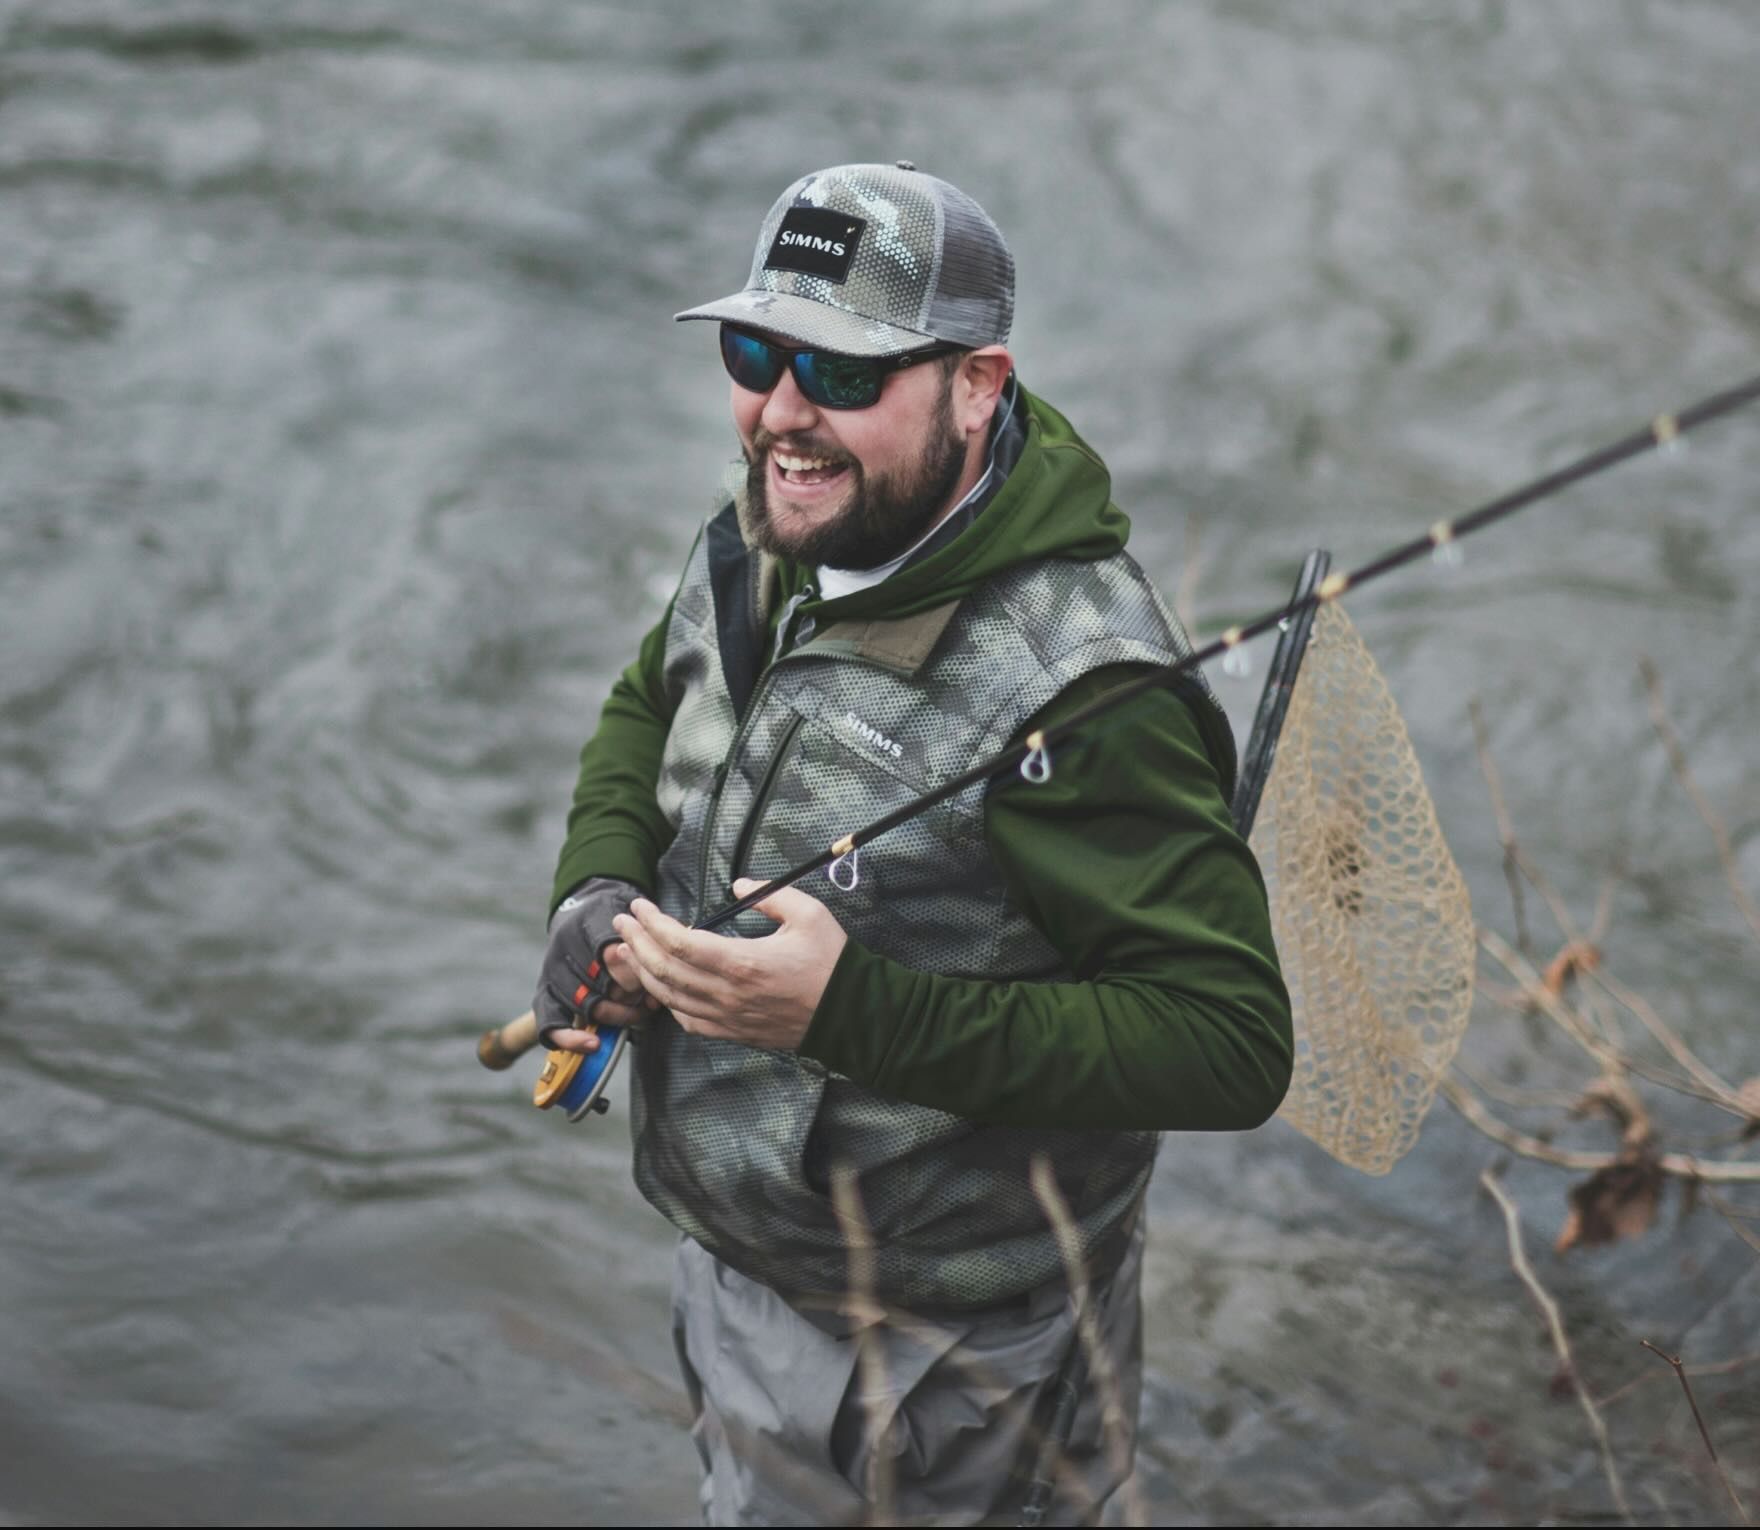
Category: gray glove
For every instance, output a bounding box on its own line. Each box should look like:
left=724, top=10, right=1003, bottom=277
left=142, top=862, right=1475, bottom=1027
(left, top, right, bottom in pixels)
left=534, top=876, right=645, bottom=1049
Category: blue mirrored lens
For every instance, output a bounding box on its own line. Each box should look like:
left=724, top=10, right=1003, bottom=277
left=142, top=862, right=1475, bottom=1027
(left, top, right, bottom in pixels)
left=720, top=328, right=785, bottom=393
left=796, top=352, right=881, bottom=409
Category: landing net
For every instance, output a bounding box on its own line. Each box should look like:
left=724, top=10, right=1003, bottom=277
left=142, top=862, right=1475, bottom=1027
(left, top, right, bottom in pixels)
left=1251, top=602, right=1476, bottom=1175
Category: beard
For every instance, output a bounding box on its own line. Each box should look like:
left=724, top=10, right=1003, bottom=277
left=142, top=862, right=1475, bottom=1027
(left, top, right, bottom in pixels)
left=743, top=373, right=969, bottom=571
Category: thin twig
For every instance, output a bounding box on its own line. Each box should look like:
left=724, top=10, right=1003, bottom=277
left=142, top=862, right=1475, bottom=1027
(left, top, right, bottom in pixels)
left=1639, top=656, right=1760, bottom=946
left=1579, top=875, right=1630, bottom=1050
left=1469, top=695, right=1534, bottom=958
left=1479, top=928, right=1621, bottom=1066
left=1452, top=1055, right=1585, bottom=1112
left=1512, top=842, right=1592, bottom=956
left=1479, top=1165, right=1634, bottom=1524
left=1028, top=1155, right=1147, bottom=1529
left=1478, top=931, right=1736, bottom=1108
left=1441, top=1074, right=1760, bottom=1182
left=1588, top=966, right=1744, bottom=1114
left=1509, top=864, right=1623, bottom=1049
left=1597, top=1351, right=1760, bottom=1409
left=1702, top=1183, right=1760, bottom=1258
left=1667, top=1126, right=1760, bottom=1154
left=1472, top=981, right=1725, bottom=1106
left=1443, top=1075, right=1615, bottom=1171
left=1467, top=711, right=1627, bottom=1048
left=1639, top=1339, right=1751, bottom=1525
left=830, top=1163, right=896, bottom=1528
left=1476, top=976, right=1530, bottom=1010
left=1589, top=875, right=1619, bottom=946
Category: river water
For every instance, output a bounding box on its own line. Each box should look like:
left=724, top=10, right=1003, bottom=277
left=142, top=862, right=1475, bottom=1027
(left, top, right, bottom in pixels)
left=3, top=2, right=1757, bottom=1523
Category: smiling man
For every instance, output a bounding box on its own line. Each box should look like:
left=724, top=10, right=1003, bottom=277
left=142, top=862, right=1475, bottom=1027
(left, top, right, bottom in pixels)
left=535, top=162, right=1292, bottom=1525
left=733, top=326, right=979, bottom=569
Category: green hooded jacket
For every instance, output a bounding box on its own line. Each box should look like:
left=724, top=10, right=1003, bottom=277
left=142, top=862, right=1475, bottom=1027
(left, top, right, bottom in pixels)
left=551, top=383, right=1292, bottom=1132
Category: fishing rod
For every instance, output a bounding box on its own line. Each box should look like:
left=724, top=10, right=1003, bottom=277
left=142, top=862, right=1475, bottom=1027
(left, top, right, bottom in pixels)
left=479, top=370, right=1760, bottom=1117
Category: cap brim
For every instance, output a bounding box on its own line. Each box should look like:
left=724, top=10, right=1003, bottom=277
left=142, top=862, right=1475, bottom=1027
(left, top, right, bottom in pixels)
left=674, top=289, right=934, bottom=357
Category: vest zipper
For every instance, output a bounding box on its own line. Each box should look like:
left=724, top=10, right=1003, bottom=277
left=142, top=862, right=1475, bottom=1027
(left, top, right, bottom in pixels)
left=693, top=583, right=822, bottom=917
left=693, top=576, right=823, bottom=914
left=694, top=665, right=783, bottom=916
left=694, top=758, right=731, bottom=923
left=727, top=712, right=806, bottom=887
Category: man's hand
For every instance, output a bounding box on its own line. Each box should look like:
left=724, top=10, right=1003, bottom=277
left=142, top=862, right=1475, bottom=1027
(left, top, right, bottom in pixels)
left=545, top=938, right=656, bottom=1054
left=536, top=877, right=659, bottom=1056
left=612, top=878, right=848, bottom=1051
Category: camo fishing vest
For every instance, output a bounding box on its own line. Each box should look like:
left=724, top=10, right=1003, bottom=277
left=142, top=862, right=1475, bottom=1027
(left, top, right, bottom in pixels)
left=631, top=500, right=1224, bottom=1312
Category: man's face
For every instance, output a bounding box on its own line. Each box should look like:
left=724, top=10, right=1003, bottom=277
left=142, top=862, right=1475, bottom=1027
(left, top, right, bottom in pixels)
left=732, top=335, right=969, bottom=572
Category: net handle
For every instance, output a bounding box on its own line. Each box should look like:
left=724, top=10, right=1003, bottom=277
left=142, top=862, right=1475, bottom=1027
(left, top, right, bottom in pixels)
left=1231, top=549, right=1332, bottom=837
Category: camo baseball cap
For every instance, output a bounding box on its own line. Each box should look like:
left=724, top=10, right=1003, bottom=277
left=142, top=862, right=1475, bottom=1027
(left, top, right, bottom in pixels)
left=674, top=161, right=1014, bottom=358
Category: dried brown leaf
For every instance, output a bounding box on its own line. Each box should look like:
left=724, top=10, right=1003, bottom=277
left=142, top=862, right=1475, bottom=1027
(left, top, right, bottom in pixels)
left=1542, top=939, right=1601, bottom=996
left=1555, top=1149, right=1665, bottom=1253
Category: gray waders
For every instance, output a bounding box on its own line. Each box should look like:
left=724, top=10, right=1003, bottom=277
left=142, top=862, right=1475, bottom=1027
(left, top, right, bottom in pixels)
left=670, top=1216, right=1145, bottom=1527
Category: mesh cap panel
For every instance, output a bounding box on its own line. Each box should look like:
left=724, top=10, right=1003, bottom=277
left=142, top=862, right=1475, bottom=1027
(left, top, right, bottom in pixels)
left=676, top=163, right=1014, bottom=356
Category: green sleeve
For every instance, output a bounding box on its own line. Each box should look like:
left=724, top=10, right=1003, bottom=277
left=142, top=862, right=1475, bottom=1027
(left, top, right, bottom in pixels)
left=796, top=665, right=1294, bottom=1131
left=548, top=597, right=681, bottom=917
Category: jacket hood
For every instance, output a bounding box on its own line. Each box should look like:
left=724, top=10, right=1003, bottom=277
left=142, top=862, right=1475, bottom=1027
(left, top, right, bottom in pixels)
left=754, top=381, right=1133, bottom=624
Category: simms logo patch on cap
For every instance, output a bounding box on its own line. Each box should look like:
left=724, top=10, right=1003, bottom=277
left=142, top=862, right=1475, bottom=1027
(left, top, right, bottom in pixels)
left=764, top=206, right=866, bottom=284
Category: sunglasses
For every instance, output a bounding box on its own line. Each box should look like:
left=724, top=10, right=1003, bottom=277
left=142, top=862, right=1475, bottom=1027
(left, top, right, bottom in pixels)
left=719, top=324, right=966, bottom=410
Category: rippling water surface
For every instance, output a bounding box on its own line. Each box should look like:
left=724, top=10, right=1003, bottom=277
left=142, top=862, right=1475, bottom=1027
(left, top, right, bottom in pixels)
left=3, top=2, right=1757, bottom=1523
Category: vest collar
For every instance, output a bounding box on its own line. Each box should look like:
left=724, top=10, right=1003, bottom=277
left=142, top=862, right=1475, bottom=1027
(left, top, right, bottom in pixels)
left=808, top=600, right=964, bottom=676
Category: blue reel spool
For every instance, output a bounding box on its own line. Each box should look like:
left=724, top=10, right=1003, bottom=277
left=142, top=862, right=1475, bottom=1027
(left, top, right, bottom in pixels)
left=533, top=1022, right=629, bottom=1122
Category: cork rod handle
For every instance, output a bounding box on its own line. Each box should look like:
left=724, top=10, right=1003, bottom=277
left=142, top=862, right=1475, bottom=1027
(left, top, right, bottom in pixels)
left=477, top=1010, right=542, bottom=1071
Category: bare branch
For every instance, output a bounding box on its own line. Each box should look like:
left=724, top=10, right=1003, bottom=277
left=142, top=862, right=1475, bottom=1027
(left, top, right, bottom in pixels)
left=1451, top=1056, right=1583, bottom=1113
left=1589, top=874, right=1619, bottom=947
left=1442, top=1075, right=1615, bottom=1171
left=1028, top=1155, right=1147, bottom=1529
left=1587, top=966, right=1745, bottom=1114
left=1639, top=656, right=1760, bottom=946
left=1479, top=928, right=1621, bottom=1066
left=1513, top=865, right=1626, bottom=1049
left=1639, top=1339, right=1751, bottom=1525
left=1465, top=710, right=1628, bottom=1047
left=1514, top=846, right=1586, bottom=951
left=1702, top=1183, right=1760, bottom=1259
left=1441, top=1074, right=1760, bottom=1182
left=1476, top=976, right=1531, bottom=1011
left=1478, top=1165, right=1633, bottom=1524
left=1597, top=1351, right=1760, bottom=1409
left=1478, top=932, right=1732, bottom=1107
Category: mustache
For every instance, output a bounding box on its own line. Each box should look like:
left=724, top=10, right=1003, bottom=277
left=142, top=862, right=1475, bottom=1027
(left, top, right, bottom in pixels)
left=747, top=429, right=856, bottom=468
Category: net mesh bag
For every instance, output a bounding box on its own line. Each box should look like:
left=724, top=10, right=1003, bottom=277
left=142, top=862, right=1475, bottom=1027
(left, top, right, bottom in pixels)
left=1249, top=601, right=1475, bottom=1175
